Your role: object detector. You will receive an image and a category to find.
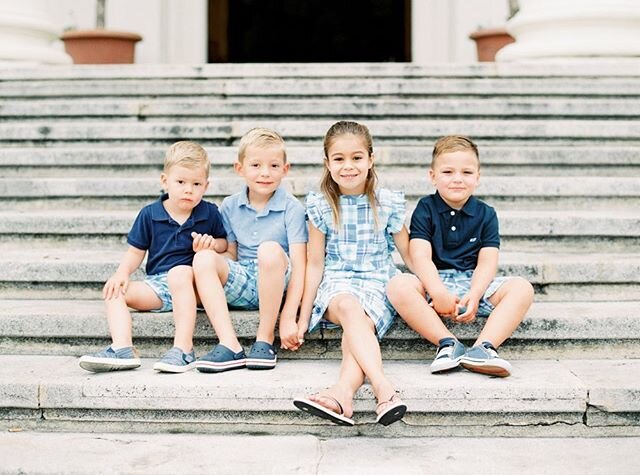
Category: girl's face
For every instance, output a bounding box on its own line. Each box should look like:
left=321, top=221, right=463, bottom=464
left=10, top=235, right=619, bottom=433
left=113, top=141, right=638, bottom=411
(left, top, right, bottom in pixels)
left=325, top=134, right=373, bottom=195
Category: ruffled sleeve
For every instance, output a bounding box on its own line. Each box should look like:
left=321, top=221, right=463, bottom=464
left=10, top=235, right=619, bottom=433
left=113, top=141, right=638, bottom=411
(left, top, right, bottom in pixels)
left=378, top=188, right=406, bottom=234
left=305, top=191, right=329, bottom=234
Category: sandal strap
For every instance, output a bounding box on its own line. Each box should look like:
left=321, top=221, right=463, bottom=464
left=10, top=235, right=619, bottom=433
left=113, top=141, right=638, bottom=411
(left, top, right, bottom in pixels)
left=376, top=391, right=401, bottom=410
left=312, top=393, right=345, bottom=416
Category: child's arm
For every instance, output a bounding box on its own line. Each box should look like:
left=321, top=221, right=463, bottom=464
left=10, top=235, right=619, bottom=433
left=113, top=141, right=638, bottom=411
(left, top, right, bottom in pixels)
left=410, top=238, right=458, bottom=316
left=457, top=247, right=499, bottom=323
left=297, top=224, right=326, bottom=338
left=392, top=225, right=412, bottom=271
left=103, top=246, right=146, bottom=300
left=278, top=242, right=307, bottom=351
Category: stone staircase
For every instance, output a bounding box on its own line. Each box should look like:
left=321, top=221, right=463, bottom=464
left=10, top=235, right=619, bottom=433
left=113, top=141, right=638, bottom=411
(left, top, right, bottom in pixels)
left=0, top=63, right=639, bottom=437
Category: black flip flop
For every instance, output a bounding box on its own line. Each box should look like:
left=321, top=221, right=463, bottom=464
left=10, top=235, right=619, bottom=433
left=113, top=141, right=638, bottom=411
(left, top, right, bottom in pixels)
left=293, top=396, right=355, bottom=426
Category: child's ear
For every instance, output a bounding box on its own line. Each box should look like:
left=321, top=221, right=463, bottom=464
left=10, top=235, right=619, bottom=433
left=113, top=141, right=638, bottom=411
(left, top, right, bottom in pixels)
left=368, top=153, right=374, bottom=169
left=283, top=162, right=290, bottom=175
left=428, top=168, right=436, bottom=184
left=160, top=172, right=168, bottom=190
left=233, top=161, right=243, bottom=175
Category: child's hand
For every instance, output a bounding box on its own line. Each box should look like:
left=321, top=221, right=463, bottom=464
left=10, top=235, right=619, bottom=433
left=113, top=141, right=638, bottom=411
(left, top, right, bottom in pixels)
left=455, top=294, right=478, bottom=323
left=431, top=290, right=459, bottom=317
left=191, top=232, right=217, bottom=252
left=279, top=318, right=301, bottom=351
left=103, top=271, right=129, bottom=300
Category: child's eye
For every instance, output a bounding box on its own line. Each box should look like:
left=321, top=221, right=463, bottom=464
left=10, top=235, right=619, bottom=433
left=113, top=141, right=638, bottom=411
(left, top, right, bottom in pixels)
left=271, top=163, right=281, bottom=168
left=177, top=179, right=185, bottom=184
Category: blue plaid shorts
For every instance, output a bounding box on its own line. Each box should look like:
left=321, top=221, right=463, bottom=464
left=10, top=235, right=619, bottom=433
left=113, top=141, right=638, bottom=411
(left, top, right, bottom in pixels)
left=143, top=272, right=172, bottom=312
left=223, top=257, right=291, bottom=310
left=427, top=269, right=510, bottom=317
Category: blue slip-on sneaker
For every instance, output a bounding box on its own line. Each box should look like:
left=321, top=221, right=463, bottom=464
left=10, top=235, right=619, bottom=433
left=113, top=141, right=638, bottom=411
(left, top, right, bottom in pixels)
left=246, top=340, right=278, bottom=370
left=430, top=337, right=466, bottom=373
left=153, top=347, right=196, bottom=373
left=79, top=346, right=141, bottom=373
left=461, top=341, right=512, bottom=377
left=195, top=344, right=246, bottom=373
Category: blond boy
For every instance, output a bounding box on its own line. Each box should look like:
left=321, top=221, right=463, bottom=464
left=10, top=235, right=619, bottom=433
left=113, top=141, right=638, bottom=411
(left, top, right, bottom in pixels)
left=387, top=135, right=534, bottom=377
left=80, top=141, right=227, bottom=373
left=192, top=128, right=308, bottom=372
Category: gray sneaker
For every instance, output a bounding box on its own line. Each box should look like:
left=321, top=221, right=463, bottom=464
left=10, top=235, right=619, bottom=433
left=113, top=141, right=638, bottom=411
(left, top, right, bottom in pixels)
left=461, top=341, right=512, bottom=377
left=430, top=337, right=466, bottom=373
left=153, top=347, right=196, bottom=373
left=79, top=346, right=141, bottom=373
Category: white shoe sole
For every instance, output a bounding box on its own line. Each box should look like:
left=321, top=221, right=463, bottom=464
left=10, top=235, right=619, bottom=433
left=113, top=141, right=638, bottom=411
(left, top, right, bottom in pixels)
left=79, top=356, right=141, bottom=373
left=153, top=361, right=196, bottom=373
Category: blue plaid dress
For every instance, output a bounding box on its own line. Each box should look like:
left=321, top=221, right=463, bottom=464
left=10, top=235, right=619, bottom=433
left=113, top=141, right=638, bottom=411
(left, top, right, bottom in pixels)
left=306, top=189, right=406, bottom=339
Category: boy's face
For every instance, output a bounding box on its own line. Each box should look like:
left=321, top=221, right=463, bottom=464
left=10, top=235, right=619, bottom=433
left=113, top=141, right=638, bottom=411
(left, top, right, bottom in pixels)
left=429, top=150, right=480, bottom=209
left=160, top=165, right=209, bottom=212
left=235, top=145, right=289, bottom=199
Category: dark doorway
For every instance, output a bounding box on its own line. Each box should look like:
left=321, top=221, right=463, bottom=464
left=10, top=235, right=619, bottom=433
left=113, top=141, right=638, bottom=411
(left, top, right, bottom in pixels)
left=208, top=0, right=411, bottom=62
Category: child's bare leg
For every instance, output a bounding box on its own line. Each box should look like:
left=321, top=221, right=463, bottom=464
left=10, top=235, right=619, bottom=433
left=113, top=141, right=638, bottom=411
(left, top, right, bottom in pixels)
left=192, top=250, right=242, bottom=352
left=106, top=281, right=161, bottom=348
left=325, top=295, right=396, bottom=404
left=387, top=274, right=454, bottom=345
left=476, top=277, right=534, bottom=347
left=256, top=241, right=288, bottom=344
left=167, top=265, right=197, bottom=352
left=309, top=334, right=365, bottom=418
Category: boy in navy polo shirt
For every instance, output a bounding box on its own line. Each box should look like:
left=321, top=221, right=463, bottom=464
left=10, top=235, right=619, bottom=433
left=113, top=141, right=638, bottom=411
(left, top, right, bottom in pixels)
left=80, top=141, right=227, bottom=374
left=388, top=135, right=533, bottom=377
left=192, top=128, right=308, bottom=373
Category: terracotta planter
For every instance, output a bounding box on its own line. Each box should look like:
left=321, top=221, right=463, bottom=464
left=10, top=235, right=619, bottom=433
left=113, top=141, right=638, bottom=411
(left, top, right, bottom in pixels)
left=61, top=29, right=142, bottom=64
left=469, top=28, right=515, bottom=62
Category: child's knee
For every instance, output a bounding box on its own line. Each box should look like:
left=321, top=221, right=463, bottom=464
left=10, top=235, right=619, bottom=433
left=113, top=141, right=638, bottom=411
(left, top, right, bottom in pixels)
left=387, top=274, right=419, bottom=303
left=513, top=276, right=535, bottom=302
left=330, top=294, right=362, bottom=317
left=257, top=241, right=287, bottom=270
left=193, top=249, right=221, bottom=273
left=167, top=265, right=194, bottom=291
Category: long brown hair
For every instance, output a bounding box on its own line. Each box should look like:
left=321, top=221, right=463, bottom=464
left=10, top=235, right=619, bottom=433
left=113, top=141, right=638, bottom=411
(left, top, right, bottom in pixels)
left=321, top=121, right=379, bottom=228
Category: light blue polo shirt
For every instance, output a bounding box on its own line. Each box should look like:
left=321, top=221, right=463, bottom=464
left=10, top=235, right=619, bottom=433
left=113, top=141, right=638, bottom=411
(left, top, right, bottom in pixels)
left=220, top=186, right=308, bottom=262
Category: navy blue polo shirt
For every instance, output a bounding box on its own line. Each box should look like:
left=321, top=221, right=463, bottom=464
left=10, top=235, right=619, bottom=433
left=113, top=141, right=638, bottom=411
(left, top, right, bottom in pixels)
left=127, top=193, right=227, bottom=275
left=409, top=192, right=500, bottom=271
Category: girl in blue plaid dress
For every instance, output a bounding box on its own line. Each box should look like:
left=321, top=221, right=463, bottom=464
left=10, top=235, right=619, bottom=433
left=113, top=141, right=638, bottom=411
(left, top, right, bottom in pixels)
left=293, top=121, right=412, bottom=427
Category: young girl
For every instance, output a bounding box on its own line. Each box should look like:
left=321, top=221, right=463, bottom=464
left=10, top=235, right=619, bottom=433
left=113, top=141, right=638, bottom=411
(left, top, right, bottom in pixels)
left=293, top=121, right=411, bottom=426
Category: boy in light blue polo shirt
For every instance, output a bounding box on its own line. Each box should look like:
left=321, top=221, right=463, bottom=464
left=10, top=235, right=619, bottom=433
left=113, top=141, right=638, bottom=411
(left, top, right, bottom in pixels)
left=192, top=128, right=308, bottom=373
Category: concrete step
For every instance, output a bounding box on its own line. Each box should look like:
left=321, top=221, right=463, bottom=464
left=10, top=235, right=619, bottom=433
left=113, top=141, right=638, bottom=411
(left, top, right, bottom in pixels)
left=3, top=61, right=640, bottom=80
left=2, top=97, right=639, bottom=119
left=0, top=249, right=638, bottom=301
left=1, top=119, right=639, bottom=145
left=1, top=355, right=638, bottom=437
left=1, top=300, right=638, bottom=360
left=1, top=432, right=639, bottom=474
left=1, top=175, right=638, bottom=199
left=1, top=210, right=637, bottom=254
left=2, top=145, right=639, bottom=177
left=3, top=76, right=640, bottom=98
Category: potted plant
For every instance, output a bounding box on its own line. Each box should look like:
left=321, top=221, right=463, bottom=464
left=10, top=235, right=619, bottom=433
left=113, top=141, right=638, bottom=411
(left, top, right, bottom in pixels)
left=469, top=0, right=518, bottom=62
left=60, top=0, right=142, bottom=64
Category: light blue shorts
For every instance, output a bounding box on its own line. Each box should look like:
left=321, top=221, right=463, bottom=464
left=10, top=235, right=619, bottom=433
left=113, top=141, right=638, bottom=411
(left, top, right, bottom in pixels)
left=223, top=257, right=291, bottom=310
left=427, top=269, right=510, bottom=317
left=143, top=272, right=172, bottom=312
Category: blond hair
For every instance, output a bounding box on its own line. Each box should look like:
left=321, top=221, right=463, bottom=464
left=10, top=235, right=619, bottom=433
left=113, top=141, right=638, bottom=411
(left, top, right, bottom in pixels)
left=431, top=135, right=480, bottom=169
left=164, top=141, right=210, bottom=177
left=321, top=121, right=379, bottom=228
left=237, top=128, right=287, bottom=163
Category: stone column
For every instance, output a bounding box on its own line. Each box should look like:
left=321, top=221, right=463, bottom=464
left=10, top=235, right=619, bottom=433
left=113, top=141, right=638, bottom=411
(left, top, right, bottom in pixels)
left=0, top=0, right=71, bottom=64
left=497, top=0, right=640, bottom=61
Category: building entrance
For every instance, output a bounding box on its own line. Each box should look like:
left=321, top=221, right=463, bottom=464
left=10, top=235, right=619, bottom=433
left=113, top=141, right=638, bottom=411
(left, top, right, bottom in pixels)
left=208, top=0, right=411, bottom=62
